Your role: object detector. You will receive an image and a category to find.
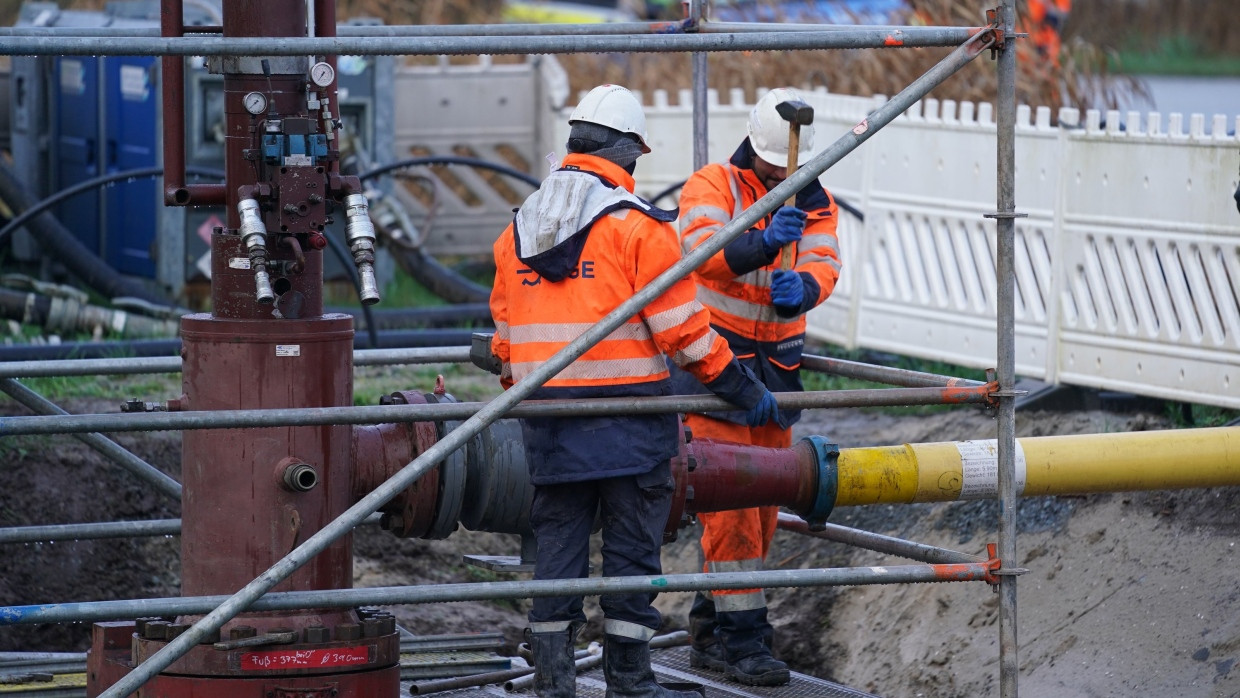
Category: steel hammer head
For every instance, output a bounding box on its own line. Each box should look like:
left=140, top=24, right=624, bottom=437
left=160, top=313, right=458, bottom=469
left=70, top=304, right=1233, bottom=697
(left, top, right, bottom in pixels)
left=775, top=99, right=815, bottom=126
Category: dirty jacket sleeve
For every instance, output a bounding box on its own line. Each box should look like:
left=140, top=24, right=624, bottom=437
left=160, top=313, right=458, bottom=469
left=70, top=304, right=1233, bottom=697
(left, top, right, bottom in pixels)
left=629, top=216, right=766, bottom=410
left=677, top=163, right=773, bottom=281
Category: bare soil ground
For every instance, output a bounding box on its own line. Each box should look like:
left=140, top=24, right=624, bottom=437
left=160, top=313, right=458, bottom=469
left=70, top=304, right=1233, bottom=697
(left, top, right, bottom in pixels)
left=2, top=393, right=1238, bottom=697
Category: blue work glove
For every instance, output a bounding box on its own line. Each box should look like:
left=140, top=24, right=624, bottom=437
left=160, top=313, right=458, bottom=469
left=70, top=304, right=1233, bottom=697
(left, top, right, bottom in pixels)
left=770, top=269, right=805, bottom=309
left=745, top=389, right=781, bottom=427
left=761, top=206, right=807, bottom=257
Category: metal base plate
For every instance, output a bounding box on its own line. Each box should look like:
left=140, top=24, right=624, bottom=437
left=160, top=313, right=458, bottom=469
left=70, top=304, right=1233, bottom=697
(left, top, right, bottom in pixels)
left=400, top=645, right=881, bottom=698
left=462, top=555, right=536, bottom=574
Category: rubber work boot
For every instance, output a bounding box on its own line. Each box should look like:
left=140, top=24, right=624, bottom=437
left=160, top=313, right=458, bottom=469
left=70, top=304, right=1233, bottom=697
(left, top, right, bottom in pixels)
left=715, top=608, right=790, bottom=687
left=527, top=627, right=578, bottom=698
left=687, top=593, right=726, bottom=672
left=603, top=635, right=702, bottom=698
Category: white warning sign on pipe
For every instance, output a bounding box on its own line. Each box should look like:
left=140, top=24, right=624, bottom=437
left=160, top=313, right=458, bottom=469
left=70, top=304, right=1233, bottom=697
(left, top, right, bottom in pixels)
left=956, top=440, right=1026, bottom=499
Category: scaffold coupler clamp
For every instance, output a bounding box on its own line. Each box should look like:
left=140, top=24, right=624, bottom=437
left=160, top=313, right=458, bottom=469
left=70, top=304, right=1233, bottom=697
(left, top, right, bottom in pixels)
left=983, top=8, right=1007, bottom=60
left=985, top=542, right=1028, bottom=590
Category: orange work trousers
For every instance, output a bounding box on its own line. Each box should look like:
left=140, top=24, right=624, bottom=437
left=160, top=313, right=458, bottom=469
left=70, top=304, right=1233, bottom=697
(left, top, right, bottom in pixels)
left=684, top=413, right=791, bottom=601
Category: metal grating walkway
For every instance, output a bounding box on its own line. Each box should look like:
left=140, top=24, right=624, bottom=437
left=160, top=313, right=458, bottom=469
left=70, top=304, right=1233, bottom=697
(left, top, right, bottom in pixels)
left=400, top=645, right=880, bottom=698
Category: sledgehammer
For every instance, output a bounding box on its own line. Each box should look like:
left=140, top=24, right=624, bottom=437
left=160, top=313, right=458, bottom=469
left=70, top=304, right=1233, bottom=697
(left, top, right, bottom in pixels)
left=775, top=98, right=814, bottom=269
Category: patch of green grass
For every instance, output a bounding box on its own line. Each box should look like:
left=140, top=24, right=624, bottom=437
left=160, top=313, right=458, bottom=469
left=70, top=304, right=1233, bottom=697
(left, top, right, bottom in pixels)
left=1165, top=402, right=1240, bottom=429
left=1110, top=36, right=1240, bottom=76
left=14, top=373, right=180, bottom=402
left=352, top=361, right=504, bottom=406
left=383, top=272, right=451, bottom=308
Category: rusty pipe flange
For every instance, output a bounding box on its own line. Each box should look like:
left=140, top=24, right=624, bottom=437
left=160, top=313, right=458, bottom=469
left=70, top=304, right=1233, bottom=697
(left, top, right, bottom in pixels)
left=364, top=390, right=441, bottom=538
left=798, top=435, right=839, bottom=531
left=662, top=420, right=692, bottom=544
left=420, top=392, right=468, bottom=540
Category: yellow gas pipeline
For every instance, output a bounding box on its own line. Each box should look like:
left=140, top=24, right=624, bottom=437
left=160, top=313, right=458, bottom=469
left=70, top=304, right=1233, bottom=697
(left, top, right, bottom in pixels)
left=833, top=427, right=1240, bottom=506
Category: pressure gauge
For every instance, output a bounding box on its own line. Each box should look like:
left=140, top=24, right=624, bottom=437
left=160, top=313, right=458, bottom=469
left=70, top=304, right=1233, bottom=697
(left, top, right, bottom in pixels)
left=310, top=61, right=335, bottom=88
left=243, top=91, right=268, bottom=115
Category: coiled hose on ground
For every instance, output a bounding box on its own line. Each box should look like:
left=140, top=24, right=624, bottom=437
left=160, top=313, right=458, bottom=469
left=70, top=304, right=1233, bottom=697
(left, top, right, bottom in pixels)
left=0, top=161, right=226, bottom=307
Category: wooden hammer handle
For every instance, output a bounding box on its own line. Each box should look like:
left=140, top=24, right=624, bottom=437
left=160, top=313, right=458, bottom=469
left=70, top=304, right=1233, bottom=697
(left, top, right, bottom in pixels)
left=780, top=127, right=801, bottom=270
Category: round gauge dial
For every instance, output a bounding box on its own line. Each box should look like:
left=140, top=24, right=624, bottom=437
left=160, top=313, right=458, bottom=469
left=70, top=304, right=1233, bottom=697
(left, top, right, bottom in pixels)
left=310, top=62, right=336, bottom=88
left=243, top=91, right=268, bottom=115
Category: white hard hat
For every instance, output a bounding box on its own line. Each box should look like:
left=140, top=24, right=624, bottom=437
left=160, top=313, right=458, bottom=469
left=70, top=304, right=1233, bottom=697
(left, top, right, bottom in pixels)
left=569, top=84, right=651, bottom=154
left=747, top=87, right=815, bottom=166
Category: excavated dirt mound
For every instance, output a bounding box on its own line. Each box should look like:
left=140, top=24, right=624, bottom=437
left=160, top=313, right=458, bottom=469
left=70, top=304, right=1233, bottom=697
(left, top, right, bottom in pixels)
left=3, top=396, right=1238, bottom=697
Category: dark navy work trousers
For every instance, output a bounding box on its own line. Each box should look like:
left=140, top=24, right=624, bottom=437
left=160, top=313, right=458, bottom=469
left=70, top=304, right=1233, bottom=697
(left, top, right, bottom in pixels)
left=527, top=461, right=674, bottom=632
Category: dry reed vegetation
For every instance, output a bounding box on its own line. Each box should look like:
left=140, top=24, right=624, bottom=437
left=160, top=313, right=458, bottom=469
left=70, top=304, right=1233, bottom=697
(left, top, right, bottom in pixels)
left=6, top=0, right=1160, bottom=114
left=1068, top=0, right=1239, bottom=56
left=336, top=0, right=1139, bottom=116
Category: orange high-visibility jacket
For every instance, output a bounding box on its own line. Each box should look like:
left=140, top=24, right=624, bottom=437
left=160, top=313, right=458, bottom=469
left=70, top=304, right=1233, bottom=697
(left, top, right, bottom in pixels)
left=491, top=153, right=764, bottom=484
left=671, top=140, right=841, bottom=424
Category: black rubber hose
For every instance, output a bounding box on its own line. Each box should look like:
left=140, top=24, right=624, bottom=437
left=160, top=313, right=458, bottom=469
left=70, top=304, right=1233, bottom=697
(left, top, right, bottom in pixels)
left=324, top=302, right=492, bottom=329
left=0, top=163, right=224, bottom=306
left=0, top=328, right=478, bottom=361
left=359, top=156, right=541, bottom=189
left=395, top=247, right=492, bottom=305
left=0, top=288, right=52, bottom=325
left=357, top=156, right=540, bottom=304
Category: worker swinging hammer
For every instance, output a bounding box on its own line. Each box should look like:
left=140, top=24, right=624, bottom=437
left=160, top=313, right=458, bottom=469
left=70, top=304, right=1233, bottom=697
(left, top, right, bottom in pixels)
left=773, top=97, right=814, bottom=270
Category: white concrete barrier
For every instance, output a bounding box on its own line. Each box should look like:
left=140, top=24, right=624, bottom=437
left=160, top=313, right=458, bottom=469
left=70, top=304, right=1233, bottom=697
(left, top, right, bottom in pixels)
left=397, top=60, right=1240, bottom=408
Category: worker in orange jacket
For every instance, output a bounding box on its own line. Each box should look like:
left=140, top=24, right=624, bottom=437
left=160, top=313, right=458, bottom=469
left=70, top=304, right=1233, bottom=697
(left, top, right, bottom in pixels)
left=489, top=84, right=780, bottom=698
left=669, top=86, right=841, bottom=687
left=1027, top=0, right=1071, bottom=65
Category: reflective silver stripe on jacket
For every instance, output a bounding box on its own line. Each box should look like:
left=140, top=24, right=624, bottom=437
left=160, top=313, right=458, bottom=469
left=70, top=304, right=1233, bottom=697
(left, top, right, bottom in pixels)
left=493, top=320, right=510, bottom=341
left=727, top=168, right=744, bottom=218
left=604, top=619, right=656, bottom=641
left=695, top=285, right=801, bottom=325
left=511, top=321, right=651, bottom=345
left=670, top=331, right=717, bottom=368
left=796, top=233, right=842, bottom=271
left=680, top=202, right=731, bottom=251
left=510, top=355, right=668, bottom=383
left=645, top=300, right=705, bottom=335
left=682, top=222, right=722, bottom=253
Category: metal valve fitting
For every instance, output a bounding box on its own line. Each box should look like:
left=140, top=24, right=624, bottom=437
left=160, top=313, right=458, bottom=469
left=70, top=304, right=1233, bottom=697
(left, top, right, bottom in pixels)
left=281, top=461, right=320, bottom=492
left=238, top=198, right=275, bottom=304
left=344, top=193, right=381, bottom=305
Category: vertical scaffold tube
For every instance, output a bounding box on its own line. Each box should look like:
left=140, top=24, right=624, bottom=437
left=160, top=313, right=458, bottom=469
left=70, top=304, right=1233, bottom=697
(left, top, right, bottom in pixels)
left=994, top=3, right=1020, bottom=695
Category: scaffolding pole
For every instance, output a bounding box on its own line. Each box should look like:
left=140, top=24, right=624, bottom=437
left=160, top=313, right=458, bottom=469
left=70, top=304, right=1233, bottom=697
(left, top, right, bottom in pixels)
left=0, top=384, right=996, bottom=437
left=0, top=513, right=383, bottom=545
left=0, top=519, right=182, bottom=545
left=689, top=0, right=709, bottom=172
left=1, top=562, right=997, bottom=627
left=776, top=513, right=983, bottom=565
left=0, top=22, right=978, bottom=38
left=0, top=379, right=182, bottom=501
left=0, top=346, right=471, bottom=379
left=993, top=1, right=1022, bottom=695
left=800, top=353, right=986, bottom=388
left=96, top=28, right=996, bottom=696
left=0, top=28, right=982, bottom=57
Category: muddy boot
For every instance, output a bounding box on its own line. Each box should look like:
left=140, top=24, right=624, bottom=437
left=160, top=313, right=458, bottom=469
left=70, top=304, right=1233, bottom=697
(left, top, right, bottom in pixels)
left=603, top=635, right=702, bottom=698
left=687, top=593, right=725, bottom=672
left=527, top=626, right=578, bottom=698
left=716, top=608, right=790, bottom=687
